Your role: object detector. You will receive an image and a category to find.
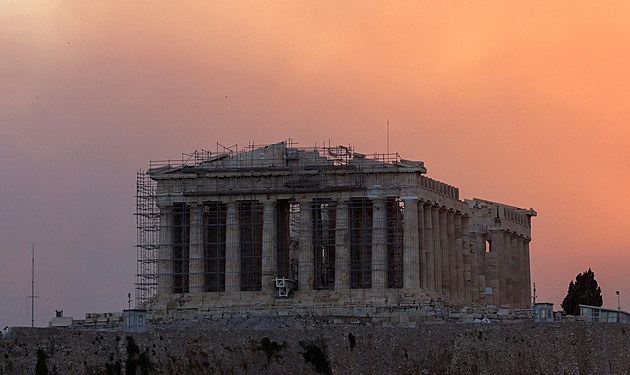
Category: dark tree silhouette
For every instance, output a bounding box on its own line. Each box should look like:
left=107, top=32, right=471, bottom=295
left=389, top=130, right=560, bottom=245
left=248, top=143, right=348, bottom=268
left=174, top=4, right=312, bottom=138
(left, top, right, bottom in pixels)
left=561, top=268, right=603, bottom=315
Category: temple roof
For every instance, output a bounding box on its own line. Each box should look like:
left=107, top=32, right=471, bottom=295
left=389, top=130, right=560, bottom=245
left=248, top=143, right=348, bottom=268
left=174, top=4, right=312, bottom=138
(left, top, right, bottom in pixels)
left=148, top=141, right=427, bottom=176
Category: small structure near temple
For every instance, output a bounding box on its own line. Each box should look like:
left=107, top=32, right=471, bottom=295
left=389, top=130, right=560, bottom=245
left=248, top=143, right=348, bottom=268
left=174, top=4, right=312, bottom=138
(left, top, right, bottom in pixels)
left=135, top=141, right=536, bottom=317
left=123, top=309, right=147, bottom=333
left=534, top=302, right=555, bottom=323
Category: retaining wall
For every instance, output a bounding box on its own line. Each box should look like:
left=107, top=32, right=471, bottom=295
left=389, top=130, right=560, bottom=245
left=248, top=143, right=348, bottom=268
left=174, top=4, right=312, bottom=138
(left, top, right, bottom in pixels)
left=2, top=321, right=629, bottom=374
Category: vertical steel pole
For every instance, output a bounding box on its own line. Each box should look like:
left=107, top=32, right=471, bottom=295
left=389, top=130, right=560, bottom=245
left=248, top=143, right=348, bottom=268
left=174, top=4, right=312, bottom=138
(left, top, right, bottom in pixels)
left=31, top=243, right=35, bottom=327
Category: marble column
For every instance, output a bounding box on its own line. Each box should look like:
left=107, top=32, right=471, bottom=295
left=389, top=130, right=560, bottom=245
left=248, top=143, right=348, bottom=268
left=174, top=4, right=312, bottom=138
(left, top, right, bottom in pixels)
left=503, top=232, right=513, bottom=307
left=188, top=203, right=204, bottom=294
left=454, top=213, right=464, bottom=302
left=510, top=234, right=520, bottom=308
left=523, top=238, right=532, bottom=307
left=432, top=206, right=442, bottom=295
left=447, top=211, right=456, bottom=299
left=157, top=204, right=173, bottom=298
left=403, top=197, right=420, bottom=289
left=424, top=203, right=435, bottom=292
left=502, top=235, right=510, bottom=307
left=490, top=229, right=505, bottom=305
left=334, top=201, right=350, bottom=290
left=439, top=208, right=449, bottom=297
left=417, top=202, right=425, bottom=289
left=298, top=200, right=313, bottom=291
left=261, top=201, right=278, bottom=295
left=371, top=198, right=387, bottom=289
left=462, top=216, right=473, bottom=304
left=518, top=235, right=527, bottom=308
left=225, top=201, right=240, bottom=292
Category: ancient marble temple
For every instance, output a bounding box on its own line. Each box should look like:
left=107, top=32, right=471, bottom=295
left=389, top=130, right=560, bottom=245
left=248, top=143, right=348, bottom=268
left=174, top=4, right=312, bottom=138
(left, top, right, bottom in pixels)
left=136, top=141, right=536, bottom=314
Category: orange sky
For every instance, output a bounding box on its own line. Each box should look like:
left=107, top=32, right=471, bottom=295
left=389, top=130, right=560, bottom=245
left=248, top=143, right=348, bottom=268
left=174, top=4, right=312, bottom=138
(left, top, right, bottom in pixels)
left=1, top=1, right=629, bottom=326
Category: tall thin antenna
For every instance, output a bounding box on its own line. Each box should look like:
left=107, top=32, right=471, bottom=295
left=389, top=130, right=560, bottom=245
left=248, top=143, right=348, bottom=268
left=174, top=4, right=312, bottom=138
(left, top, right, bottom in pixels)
left=617, top=290, right=620, bottom=311
left=532, top=282, right=537, bottom=306
left=27, top=243, right=39, bottom=327
left=387, top=120, right=390, bottom=155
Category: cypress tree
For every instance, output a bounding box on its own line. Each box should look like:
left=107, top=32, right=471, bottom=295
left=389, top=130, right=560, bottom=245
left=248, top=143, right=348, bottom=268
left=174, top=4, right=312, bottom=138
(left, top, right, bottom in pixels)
left=561, top=268, right=603, bottom=315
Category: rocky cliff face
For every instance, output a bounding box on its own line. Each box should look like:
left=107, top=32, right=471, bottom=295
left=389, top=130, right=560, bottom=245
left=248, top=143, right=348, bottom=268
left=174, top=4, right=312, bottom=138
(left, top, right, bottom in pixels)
left=2, top=321, right=629, bottom=374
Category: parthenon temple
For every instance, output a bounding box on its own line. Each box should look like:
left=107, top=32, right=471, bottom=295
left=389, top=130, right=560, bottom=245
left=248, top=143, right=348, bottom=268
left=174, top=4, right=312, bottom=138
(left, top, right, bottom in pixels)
left=135, top=141, right=536, bottom=315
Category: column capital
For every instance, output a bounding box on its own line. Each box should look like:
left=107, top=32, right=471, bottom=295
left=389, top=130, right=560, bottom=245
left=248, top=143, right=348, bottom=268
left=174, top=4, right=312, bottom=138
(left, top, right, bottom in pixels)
left=189, top=201, right=203, bottom=210
left=367, top=188, right=386, bottom=199
left=400, top=196, right=419, bottom=202
left=156, top=203, right=170, bottom=211
left=223, top=196, right=237, bottom=204
left=336, top=200, right=348, bottom=208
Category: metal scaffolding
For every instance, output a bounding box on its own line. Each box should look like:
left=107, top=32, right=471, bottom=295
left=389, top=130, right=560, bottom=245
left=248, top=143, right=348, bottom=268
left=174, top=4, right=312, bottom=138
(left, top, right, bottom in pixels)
left=135, top=170, right=159, bottom=307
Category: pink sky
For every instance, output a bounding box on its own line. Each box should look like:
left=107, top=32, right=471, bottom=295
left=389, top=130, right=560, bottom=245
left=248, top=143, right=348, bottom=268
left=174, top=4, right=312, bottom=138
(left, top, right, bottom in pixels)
left=2, top=1, right=629, bottom=327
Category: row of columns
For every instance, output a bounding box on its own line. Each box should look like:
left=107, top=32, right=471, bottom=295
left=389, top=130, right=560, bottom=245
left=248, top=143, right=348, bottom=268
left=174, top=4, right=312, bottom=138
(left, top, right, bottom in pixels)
left=156, top=199, right=461, bottom=296
left=420, top=203, right=471, bottom=304
left=298, top=197, right=419, bottom=291
left=156, top=199, right=531, bottom=308
left=475, top=229, right=531, bottom=308
left=157, top=198, right=424, bottom=295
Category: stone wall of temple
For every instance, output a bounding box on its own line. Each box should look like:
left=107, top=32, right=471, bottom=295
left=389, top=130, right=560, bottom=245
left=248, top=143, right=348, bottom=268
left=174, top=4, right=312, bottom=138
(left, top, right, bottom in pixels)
left=137, top=142, right=536, bottom=315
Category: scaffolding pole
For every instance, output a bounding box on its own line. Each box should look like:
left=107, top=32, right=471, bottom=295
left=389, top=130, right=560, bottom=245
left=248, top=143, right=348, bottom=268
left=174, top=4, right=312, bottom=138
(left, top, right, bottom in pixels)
left=135, top=170, right=159, bottom=307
